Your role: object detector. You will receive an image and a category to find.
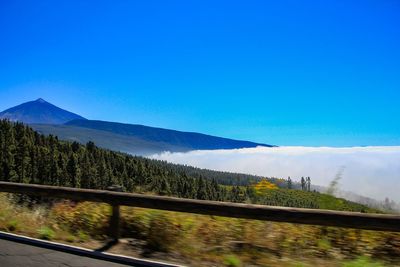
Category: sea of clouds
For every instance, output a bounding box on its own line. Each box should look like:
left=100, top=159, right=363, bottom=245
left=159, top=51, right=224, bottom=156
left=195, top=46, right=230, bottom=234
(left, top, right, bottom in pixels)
left=151, top=146, right=400, bottom=203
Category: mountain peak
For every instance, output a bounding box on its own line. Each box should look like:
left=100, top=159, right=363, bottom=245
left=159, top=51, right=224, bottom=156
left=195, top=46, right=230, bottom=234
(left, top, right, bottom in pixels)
left=35, top=98, right=47, bottom=103
left=0, top=99, right=86, bottom=125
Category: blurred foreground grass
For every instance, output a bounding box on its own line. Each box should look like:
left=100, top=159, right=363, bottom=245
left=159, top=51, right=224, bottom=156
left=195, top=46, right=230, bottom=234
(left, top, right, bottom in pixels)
left=0, top=193, right=399, bottom=266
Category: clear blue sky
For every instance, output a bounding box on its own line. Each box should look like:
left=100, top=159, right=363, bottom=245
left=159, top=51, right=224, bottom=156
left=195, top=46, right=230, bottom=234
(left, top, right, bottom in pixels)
left=0, top=0, right=399, bottom=146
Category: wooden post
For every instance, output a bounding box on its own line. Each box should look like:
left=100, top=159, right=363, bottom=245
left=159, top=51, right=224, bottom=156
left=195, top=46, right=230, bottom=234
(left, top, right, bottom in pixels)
left=107, top=185, right=123, bottom=242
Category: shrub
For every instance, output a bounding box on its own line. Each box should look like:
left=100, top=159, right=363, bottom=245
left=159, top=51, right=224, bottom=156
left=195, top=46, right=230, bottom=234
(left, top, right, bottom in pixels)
left=65, top=234, right=76, bottom=243
left=6, top=220, right=18, bottom=231
left=146, top=213, right=181, bottom=252
left=38, top=226, right=55, bottom=240
left=120, top=207, right=150, bottom=239
left=50, top=201, right=109, bottom=237
left=342, top=256, right=384, bottom=267
left=223, top=254, right=242, bottom=267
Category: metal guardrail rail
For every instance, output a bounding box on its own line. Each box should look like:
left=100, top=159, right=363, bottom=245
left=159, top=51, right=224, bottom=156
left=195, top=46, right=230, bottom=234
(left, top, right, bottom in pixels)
left=1, top=181, right=399, bottom=240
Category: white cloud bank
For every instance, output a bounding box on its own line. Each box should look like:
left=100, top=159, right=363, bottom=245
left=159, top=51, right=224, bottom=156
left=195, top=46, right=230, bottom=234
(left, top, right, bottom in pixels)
left=151, top=146, right=400, bottom=202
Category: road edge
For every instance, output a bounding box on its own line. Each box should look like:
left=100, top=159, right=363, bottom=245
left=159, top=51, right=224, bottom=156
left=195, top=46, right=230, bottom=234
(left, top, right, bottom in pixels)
left=0, top=231, right=184, bottom=267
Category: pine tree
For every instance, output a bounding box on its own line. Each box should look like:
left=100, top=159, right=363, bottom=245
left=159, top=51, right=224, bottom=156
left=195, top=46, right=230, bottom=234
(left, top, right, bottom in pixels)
left=197, top=177, right=208, bottom=200
left=66, top=154, right=80, bottom=187
left=301, top=177, right=306, bottom=191
left=306, top=177, right=311, bottom=191
left=1, top=121, right=18, bottom=182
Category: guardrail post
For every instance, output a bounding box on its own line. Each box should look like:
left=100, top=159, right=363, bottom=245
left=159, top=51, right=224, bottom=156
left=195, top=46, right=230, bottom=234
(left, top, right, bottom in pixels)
left=107, top=185, right=123, bottom=242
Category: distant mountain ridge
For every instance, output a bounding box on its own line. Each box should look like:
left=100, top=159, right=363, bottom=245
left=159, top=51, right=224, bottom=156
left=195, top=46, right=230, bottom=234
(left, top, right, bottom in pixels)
left=1, top=98, right=273, bottom=155
left=65, top=119, right=271, bottom=150
left=31, top=123, right=187, bottom=155
left=0, top=98, right=86, bottom=124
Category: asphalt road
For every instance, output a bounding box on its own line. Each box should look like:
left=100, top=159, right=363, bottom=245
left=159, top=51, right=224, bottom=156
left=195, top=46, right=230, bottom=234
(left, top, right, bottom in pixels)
left=0, top=238, right=130, bottom=267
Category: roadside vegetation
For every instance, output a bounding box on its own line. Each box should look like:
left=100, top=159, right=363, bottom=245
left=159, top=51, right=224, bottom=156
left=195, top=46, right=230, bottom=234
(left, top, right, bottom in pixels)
left=0, top=193, right=399, bottom=266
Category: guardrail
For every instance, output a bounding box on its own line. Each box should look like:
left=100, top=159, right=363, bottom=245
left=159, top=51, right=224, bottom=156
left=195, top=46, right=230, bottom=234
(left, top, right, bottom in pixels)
left=1, top=181, right=399, bottom=241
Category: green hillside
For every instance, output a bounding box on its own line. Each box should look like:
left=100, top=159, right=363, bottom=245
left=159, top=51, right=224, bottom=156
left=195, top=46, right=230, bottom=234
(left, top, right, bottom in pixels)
left=0, top=119, right=379, bottom=213
left=248, top=187, right=381, bottom=212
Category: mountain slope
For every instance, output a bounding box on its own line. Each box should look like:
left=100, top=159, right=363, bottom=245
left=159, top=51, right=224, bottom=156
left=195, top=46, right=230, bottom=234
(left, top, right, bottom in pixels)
left=64, top=119, right=272, bottom=151
left=0, top=98, right=86, bottom=124
left=31, top=124, right=187, bottom=155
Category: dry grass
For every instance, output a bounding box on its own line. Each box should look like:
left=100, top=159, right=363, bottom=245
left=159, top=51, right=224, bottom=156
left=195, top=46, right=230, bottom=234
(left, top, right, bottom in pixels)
left=0, top=193, right=399, bottom=266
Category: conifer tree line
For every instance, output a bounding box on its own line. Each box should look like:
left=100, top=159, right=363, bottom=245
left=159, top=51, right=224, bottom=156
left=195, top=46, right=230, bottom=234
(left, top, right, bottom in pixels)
left=0, top=120, right=232, bottom=200
left=0, top=120, right=279, bottom=202
left=0, top=120, right=304, bottom=194
left=2, top=119, right=374, bottom=212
